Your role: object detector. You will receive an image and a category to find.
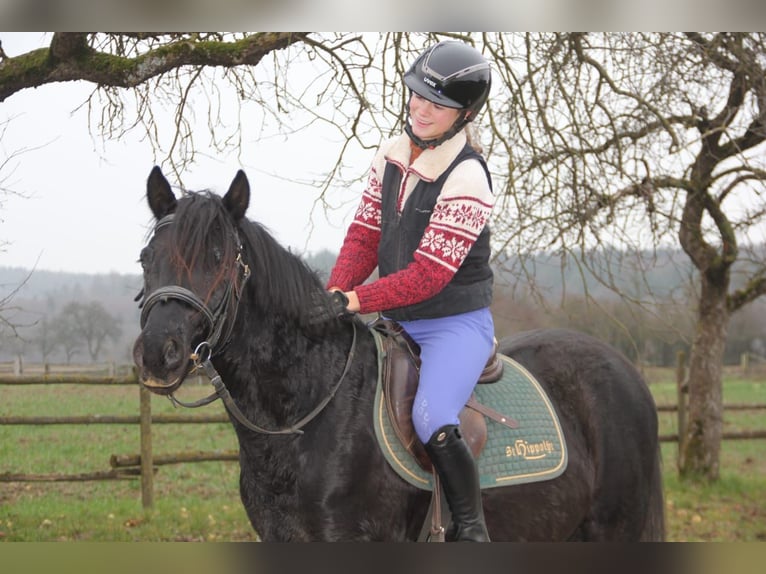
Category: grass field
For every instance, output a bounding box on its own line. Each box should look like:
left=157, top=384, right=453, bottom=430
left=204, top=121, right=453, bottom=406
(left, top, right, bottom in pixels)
left=647, top=369, right=766, bottom=542
left=1, top=368, right=764, bottom=542
left=0, top=382, right=254, bottom=542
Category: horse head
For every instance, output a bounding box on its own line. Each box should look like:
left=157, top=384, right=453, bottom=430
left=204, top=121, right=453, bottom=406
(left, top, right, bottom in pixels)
left=132, top=166, right=251, bottom=395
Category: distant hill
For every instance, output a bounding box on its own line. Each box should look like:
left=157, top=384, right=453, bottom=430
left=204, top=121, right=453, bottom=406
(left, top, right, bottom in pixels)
left=492, top=247, right=695, bottom=300
left=0, top=250, right=337, bottom=364
left=0, top=267, right=144, bottom=363
left=3, top=245, right=765, bottom=366
left=0, top=266, right=143, bottom=301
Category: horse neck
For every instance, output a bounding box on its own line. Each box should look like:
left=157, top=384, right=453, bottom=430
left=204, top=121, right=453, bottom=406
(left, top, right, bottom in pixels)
left=216, top=304, right=364, bottom=429
left=223, top=225, right=370, bottom=424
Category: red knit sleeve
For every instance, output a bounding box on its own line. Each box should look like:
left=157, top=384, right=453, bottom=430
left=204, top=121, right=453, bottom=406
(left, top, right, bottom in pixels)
left=353, top=251, right=455, bottom=314
left=326, top=167, right=383, bottom=290
left=326, top=224, right=380, bottom=291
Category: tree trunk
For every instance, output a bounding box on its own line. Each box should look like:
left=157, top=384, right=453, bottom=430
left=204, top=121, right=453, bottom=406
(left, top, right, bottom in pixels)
left=678, top=275, right=728, bottom=480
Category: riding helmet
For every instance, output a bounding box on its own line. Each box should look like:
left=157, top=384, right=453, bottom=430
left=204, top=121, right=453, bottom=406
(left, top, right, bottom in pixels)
left=403, top=40, right=492, bottom=119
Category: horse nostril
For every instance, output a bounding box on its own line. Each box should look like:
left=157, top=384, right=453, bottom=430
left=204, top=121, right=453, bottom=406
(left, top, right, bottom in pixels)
left=132, top=337, right=146, bottom=375
left=163, top=339, right=184, bottom=370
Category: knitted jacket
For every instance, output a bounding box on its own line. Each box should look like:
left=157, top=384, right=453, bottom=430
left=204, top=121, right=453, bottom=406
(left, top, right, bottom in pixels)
left=327, top=130, right=494, bottom=315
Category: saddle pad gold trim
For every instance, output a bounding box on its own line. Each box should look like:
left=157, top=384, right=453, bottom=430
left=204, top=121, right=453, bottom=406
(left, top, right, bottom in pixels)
left=373, top=353, right=568, bottom=491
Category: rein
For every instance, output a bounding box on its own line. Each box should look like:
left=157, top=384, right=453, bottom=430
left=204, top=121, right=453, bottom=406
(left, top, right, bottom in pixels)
left=173, top=321, right=358, bottom=435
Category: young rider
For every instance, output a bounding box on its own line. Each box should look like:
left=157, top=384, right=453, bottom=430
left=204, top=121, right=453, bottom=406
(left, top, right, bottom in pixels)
left=327, top=40, right=495, bottom=541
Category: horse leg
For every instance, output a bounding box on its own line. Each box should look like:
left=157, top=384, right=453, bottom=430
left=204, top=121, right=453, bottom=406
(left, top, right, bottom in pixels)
left=424, top=424, right=490, bottom=542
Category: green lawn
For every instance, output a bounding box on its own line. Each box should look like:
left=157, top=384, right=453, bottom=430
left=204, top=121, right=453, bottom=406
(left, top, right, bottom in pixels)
left=1, top=371, right=764, bottom=541
left=0, top=382, right=253, bottom=541
left=647, top=372, right=766, bottom=542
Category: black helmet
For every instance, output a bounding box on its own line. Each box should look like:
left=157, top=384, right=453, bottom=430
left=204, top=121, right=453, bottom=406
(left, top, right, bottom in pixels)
left=403, top=40, right=491, bottom=148
left=404, top=40, right=491, bottom=117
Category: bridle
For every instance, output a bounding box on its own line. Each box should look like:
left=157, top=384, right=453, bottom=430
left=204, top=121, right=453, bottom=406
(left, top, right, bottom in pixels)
left=139, top=214, right=251, bottom=358
left=138, top=212, right=358, bottom=436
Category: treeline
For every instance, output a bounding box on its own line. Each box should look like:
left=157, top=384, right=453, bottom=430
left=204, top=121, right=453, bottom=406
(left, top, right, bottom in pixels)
left=491, top=247, right=766, bottom=366
left=0, top=268, right=140, bottom=364
left=0, top=254, right=333, bottom=364
left=3, top=246, right=766, bottom=367
left=491, top=290, right=766, bottom=367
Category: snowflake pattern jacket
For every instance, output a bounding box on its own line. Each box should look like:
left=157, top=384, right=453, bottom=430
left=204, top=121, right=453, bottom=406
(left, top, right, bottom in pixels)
left=327, top=130, right=494, bottom=318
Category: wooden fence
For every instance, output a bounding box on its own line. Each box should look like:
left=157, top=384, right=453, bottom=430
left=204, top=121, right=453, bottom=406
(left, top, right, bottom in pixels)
left=0, top=365, right=237, bottom=509
left=0, top=357, right=132, bottom=378
left=1, top=359, right=765, bottom=509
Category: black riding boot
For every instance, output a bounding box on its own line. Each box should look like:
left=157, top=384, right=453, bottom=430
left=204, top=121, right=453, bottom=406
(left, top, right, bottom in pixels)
left=424, top=424, right=490, bottom=542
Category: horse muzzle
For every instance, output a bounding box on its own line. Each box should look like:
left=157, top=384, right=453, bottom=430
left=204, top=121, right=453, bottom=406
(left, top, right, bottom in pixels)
left=140, top=375, right=184, bottom=394
left=132, top=331, right=193, bottom=395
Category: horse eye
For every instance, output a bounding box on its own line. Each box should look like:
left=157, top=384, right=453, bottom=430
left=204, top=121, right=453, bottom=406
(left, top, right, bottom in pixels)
left=139, top=247, right=154, bottom=269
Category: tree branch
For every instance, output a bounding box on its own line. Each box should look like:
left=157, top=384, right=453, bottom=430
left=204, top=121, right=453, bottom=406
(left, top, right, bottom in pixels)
left=0, top=32, right=309, bottom=102
left=728, top=274, right=766, bottom=312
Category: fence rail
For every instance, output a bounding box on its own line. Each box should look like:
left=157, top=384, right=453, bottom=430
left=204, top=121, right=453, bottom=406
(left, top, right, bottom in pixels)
left=2, top=360, right=765, bottom=508
left=0, top=358, right=134, bottom=378
left=0, top=413, right=228, bottom=425
left=0, top=468, right=144, bottom=482
left=1, top=375, right=135, bottom=385
left=0, top=368, right=227, bottom=508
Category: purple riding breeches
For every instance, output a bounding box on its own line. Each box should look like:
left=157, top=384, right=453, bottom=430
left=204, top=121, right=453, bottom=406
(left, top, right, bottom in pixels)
left=396, top=307, right=495, bottom=443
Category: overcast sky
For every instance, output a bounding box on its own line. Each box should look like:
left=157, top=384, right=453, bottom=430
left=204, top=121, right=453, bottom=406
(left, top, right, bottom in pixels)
left=5, top=30, right=766, bottom=278
left=0, top=33, right=358, bottom=276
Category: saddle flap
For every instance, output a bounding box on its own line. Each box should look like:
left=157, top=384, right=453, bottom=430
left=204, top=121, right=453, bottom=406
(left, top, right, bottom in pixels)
left=374, top=350, right=569, bottom=492
left=379, top=325, right=430, bottom=469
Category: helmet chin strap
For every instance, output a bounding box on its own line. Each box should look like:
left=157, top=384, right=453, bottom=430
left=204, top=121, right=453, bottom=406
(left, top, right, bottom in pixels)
left=405, top=110, right=471, bottom=150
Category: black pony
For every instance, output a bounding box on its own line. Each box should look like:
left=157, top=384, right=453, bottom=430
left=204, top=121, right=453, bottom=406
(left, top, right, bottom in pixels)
left=133, top=167, right=665, bottom=541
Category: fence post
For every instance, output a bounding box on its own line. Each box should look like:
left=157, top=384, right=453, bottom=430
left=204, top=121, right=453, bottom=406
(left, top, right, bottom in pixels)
left=13, top=355, right=22, bottom=376
left=139, top=385, right=154, bottom=509
left=741, top=352, right=750, bottom=376
left=675, top=350, right=687, bottom=469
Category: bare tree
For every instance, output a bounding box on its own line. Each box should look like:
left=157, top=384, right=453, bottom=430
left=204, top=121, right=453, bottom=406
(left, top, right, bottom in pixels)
left=490, top=33, right=766, bottom=481
left=0, top=262, right=35, bottom=343
left=1, top=116, right=22, bottom=257
left=54, top=301, right=122, bottom=362
left=31, top=316, right=57, bottom=362
left=3, top=32, right=765, bottom=480
left=51, top=313, right=80, bottom=364
left=1, top=114, right=45, bottom=338
left=0, top=33, right=471, bottom=189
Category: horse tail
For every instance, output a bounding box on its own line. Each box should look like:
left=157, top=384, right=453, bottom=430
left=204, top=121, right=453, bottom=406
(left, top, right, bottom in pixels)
left=640, top=442, right=666, bottom=541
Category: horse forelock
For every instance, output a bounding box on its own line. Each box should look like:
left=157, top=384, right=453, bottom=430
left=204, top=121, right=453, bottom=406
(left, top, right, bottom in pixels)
left=168, top=191, right=242, bottom=304
left=158, top=189, right=327, bottom=327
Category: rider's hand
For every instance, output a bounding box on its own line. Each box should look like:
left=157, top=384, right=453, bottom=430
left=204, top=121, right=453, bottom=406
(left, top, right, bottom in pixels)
left=308, top=289, right=355, bottom=324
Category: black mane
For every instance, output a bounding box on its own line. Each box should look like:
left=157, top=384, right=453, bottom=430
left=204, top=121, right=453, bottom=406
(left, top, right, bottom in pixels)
left=239, top=217, right=329, bottom=325
left=171, top=190, right=329, bottom=327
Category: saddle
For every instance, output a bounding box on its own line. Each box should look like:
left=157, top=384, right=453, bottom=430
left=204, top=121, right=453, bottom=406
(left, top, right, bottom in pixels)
left=370, top=318, right=518, bottom=472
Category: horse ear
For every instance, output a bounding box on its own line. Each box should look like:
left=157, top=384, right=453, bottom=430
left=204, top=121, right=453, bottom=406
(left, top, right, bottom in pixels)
left=146, top=166, right=177, bottom=220
left=223, top=170, right=250, bottom=221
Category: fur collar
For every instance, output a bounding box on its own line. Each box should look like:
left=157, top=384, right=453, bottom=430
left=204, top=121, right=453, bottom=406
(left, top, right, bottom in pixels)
left=384, top=131, right=467, bottom=182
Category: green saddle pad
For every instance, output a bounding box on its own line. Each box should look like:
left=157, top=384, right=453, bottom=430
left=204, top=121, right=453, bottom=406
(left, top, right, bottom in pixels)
left=373, top=351, right=568, bottom=491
